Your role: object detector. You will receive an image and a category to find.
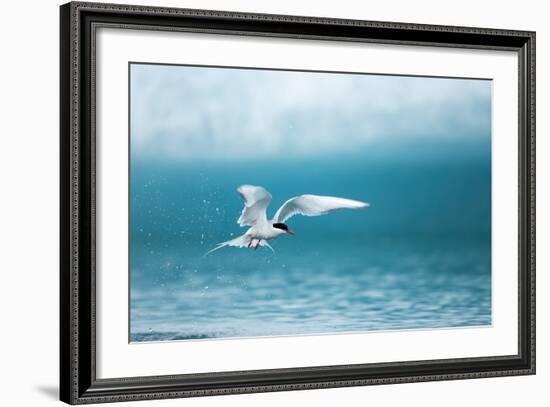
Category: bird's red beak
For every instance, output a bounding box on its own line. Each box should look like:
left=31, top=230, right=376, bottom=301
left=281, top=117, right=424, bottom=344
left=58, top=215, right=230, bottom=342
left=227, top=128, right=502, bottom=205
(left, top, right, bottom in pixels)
left=286, top=229, right=295, bottom=235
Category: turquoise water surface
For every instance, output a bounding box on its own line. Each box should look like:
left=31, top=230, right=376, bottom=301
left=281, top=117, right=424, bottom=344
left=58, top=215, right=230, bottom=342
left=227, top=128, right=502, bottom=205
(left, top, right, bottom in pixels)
left=130, top=149, right=491, bottom=341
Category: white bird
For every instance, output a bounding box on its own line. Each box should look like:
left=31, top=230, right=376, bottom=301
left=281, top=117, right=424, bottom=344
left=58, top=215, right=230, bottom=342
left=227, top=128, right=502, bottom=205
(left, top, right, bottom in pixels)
left=205, top=185, right=369, bottom=255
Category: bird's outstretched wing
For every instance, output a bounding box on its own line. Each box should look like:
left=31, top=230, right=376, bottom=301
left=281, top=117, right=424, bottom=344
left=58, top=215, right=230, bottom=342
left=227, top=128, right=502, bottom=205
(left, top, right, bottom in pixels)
left=236, top=185, right=272, bottom=227
left=273, top=194, right=369, bottom=223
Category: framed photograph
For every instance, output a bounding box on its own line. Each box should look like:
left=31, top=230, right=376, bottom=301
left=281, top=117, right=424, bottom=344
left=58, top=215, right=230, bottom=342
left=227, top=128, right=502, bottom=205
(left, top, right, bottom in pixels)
left=60, top=1, right=536, bottom=404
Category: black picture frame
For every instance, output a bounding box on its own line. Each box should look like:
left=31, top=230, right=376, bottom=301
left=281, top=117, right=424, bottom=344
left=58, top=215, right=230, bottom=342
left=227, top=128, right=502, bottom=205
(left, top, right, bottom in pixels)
left=60, top=1, right=536, bottom=404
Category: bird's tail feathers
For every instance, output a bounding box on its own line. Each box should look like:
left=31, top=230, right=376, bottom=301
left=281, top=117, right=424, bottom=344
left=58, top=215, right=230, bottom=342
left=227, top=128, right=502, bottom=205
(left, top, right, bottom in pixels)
left=204, top=234, right=275, bottom=256
left=204, top=234, right=249, bottom=256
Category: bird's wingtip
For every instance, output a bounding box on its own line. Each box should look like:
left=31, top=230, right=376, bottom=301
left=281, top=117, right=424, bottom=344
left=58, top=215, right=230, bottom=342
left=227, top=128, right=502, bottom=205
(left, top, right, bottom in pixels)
left=352, top=200, right=369, bottom=208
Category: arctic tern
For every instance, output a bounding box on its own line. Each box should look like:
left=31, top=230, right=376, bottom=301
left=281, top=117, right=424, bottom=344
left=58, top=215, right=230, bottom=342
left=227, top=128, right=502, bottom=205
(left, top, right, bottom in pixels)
left=205, top=185, right=369, bottom=255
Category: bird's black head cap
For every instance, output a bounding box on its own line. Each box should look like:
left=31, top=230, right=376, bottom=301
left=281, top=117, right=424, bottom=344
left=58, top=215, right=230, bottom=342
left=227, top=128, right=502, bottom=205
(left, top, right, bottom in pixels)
left=272, top=223, right=289, bottom=231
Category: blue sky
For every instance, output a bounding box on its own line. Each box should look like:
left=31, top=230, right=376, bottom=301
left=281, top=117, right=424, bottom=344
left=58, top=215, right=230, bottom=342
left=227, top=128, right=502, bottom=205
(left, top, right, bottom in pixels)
left=130, top=63, right=491, bottom=162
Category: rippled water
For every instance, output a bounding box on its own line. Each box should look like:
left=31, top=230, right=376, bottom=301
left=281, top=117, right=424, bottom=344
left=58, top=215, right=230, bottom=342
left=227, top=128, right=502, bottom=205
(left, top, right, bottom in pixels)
left=130, top=239, right=491, bottom=341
